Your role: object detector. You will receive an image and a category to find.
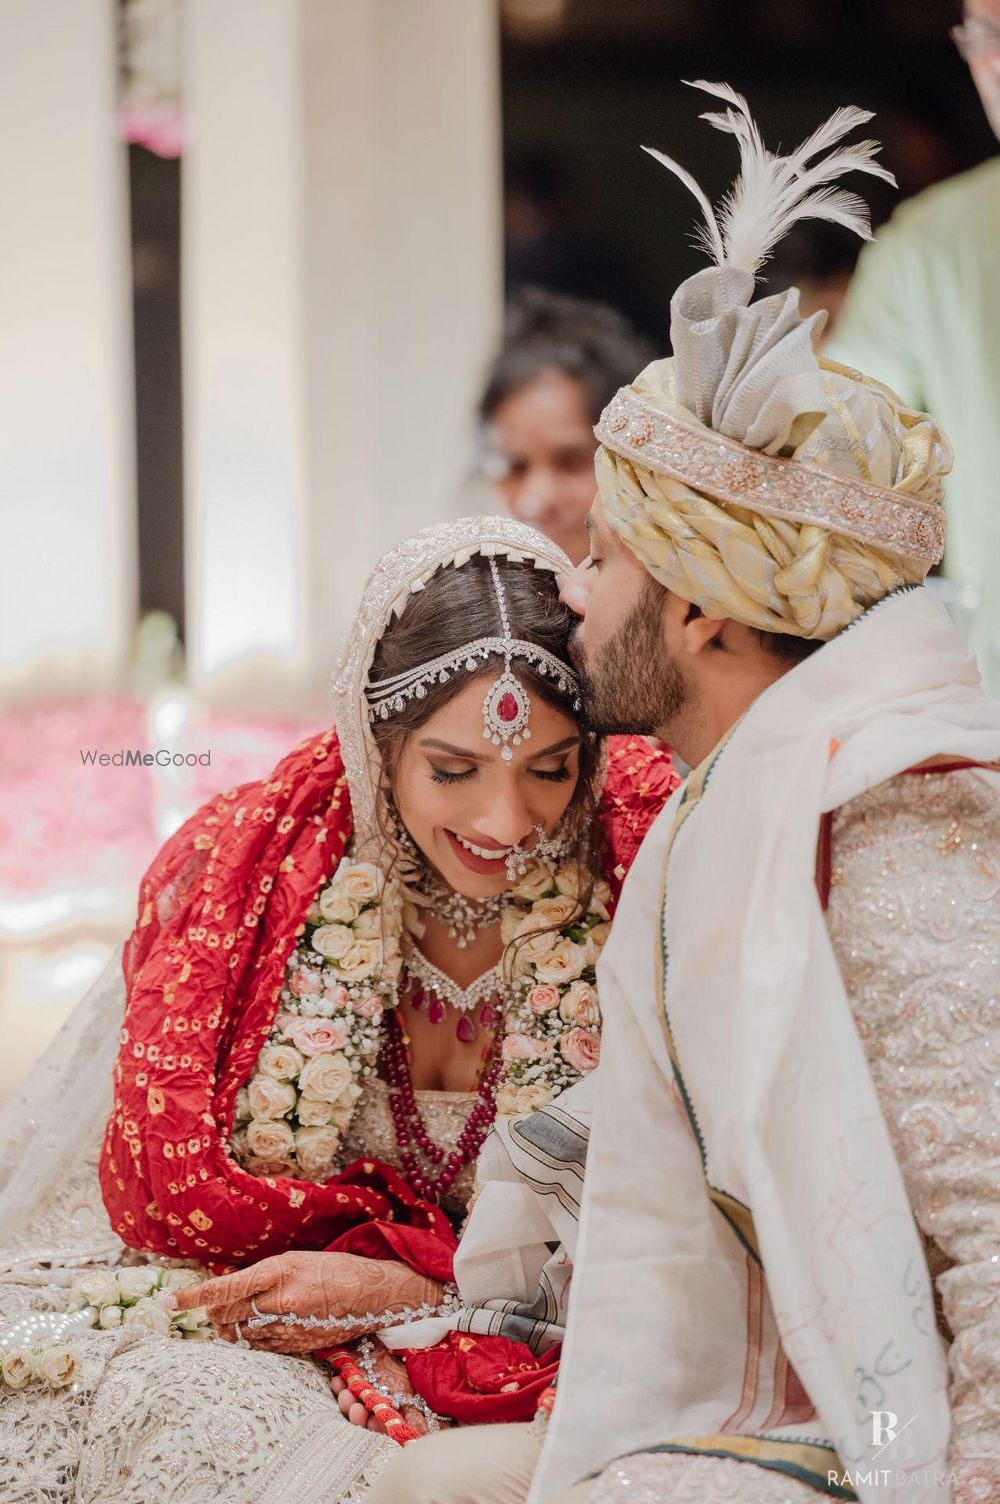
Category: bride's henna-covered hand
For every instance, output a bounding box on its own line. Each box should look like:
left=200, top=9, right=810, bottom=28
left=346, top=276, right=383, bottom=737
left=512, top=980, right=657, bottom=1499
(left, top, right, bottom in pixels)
left=171, top=1251, right=443, bottom=1351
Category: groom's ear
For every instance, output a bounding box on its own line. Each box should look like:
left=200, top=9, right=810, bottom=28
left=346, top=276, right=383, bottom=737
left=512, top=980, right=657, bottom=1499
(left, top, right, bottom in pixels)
left=674, top=599, right=728, bottom=656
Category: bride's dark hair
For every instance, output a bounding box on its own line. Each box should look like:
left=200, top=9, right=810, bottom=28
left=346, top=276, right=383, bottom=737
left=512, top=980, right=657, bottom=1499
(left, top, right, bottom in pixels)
left=368, top=553, right=604, bottom=906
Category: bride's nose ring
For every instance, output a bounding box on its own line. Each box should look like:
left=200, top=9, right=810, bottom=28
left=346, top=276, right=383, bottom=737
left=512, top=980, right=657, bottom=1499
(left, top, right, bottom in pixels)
left=504, top=823, right=566, bottom=882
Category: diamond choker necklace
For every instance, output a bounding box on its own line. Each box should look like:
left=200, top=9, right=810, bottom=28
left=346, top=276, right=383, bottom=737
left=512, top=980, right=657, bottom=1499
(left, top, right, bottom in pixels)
left=415, top=872, right=506, bottom=948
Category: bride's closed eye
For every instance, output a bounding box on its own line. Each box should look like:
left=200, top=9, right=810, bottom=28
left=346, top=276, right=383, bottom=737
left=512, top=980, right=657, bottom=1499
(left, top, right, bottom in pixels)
left=429, top=764, right=476, bottom=785
left=532, top=762, right=572, bottom=783
left=428, top=761, right=572, bottom=785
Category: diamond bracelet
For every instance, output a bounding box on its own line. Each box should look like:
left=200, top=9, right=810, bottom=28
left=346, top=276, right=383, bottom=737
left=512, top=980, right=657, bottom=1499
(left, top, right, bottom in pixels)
left=244, top=1282, right=462, bottom=1336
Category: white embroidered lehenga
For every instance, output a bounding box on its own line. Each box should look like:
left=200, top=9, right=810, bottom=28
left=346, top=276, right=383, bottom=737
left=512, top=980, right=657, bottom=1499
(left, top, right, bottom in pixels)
left=0, top=517, right=584, bottom=1504
left=0, top=943, right=496, bottom=1502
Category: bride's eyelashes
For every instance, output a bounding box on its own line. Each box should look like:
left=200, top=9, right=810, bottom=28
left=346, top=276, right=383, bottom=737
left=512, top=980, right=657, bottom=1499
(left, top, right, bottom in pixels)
left=532, top=763, right=573, bottom=783
left=427, top=762, right=573, bottom=786
left=429, top=764, right=475, bottom=785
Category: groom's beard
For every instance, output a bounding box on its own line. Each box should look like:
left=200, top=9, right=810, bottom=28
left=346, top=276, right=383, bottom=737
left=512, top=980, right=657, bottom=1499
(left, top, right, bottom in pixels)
left=569, top=585, right=688, bottom=737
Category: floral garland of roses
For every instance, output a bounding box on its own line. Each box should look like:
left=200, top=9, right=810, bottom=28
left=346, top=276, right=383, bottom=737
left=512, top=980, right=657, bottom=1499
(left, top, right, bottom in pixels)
left=496, top=861, right=609, bottom=1116
left=0, top=1268, right=213, bottom=1393
left=67, top=1266, right=214, bottom=1340
left=230, top=858, right=612, bottom=1182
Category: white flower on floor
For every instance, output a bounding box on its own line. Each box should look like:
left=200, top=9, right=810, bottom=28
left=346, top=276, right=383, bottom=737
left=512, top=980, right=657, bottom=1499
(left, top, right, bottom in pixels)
left=34, top=1344, right=78, bottom=1387
left=123, top=1296, right=173, bottom=1336
left=75, top=1269, right=120, bottom=1308
left=0, top=1348, right=36, bottom=1390
left=116, top=1267, right=161, bottom=1302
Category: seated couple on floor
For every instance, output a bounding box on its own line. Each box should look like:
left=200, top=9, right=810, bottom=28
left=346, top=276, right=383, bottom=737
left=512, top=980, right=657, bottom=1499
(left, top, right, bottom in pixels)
left=2, top=84, right=998, bottom=1504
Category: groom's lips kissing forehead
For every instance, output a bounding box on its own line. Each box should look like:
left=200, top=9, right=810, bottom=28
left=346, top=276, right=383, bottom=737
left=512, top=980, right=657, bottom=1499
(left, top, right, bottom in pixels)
left=444, top=828, right=513, bottom=874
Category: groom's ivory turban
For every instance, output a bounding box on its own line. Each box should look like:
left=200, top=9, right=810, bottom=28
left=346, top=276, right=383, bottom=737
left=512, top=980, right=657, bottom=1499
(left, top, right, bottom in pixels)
left=595, top=266, right=952, bottom=640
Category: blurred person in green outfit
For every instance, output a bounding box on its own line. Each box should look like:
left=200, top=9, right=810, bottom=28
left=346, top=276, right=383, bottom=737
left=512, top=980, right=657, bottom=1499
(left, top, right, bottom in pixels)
left=829, top=0, right=1000, bottom=691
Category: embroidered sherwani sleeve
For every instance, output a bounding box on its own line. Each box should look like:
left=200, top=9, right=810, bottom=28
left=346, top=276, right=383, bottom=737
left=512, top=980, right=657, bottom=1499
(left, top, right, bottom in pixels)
left=826, top=771, right=1000, bottom=1501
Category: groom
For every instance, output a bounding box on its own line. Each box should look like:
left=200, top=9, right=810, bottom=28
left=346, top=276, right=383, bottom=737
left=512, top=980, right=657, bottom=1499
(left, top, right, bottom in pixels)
left=369, top=94, right=1000, bottom=1504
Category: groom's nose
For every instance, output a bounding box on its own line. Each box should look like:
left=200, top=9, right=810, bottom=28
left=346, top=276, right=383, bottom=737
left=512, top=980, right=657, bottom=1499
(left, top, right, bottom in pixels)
left=558, top=558, right=593, bottom=617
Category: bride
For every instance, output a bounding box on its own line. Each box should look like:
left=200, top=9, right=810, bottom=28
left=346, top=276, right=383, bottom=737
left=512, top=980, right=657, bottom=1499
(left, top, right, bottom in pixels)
left=0, top=517, right=675, bottom=1503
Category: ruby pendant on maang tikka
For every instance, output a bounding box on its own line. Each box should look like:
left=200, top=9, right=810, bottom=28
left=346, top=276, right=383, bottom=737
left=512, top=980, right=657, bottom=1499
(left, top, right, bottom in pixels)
left=482, top=671, right=531, bottom=763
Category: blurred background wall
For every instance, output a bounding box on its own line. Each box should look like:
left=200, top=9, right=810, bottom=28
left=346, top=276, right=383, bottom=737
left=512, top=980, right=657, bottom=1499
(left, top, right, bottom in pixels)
left=0, top=0, right=994, bottom=1100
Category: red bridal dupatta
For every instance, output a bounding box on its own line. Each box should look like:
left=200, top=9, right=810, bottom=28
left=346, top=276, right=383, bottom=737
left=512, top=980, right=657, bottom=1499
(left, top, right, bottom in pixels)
left=100, top=730, right=676, bottom=1273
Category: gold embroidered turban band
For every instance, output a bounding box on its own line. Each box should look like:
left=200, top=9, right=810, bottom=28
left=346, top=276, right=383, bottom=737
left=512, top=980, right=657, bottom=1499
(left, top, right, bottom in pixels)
left=595, top=84, right=953, bottom=641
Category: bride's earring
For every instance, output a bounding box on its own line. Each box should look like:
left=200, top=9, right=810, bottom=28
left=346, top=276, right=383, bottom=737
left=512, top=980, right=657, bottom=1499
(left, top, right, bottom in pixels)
left=380, top=792, right=426, bottom=886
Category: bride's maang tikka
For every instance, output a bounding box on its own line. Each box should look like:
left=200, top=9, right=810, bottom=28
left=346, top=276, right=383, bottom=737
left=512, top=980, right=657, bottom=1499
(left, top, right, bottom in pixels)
left=365, top=555, right=581, bottom=761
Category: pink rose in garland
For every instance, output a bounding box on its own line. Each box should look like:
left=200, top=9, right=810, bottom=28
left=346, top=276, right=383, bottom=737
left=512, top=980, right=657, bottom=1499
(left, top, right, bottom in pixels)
left=502, top=1033, right=554, bottom=1062
left=282, top=1016, right=349, bottom=1057
left=288, top=969, right=322, bottom=998
left=527, top=984, right=561, bottom=1014
left=559, top=1028, right=600, bottom=1074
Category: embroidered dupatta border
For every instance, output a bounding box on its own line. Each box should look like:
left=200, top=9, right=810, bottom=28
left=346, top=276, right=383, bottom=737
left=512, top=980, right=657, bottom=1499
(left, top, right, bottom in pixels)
left=626, top=1437, right=858, bottom=1499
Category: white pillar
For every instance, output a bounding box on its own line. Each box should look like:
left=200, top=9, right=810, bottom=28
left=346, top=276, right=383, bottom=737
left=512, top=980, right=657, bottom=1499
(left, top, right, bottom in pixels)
left=182, top=0, right=309, bottom=707
left=183, top=0, right=501, bottom=710
left=0, top=0, right=136, bottom=699
left=301, top=0, right=503, bottom=671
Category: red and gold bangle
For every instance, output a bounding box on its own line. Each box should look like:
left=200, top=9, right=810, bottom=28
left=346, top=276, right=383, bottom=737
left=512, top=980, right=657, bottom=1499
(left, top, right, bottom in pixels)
left=326, top=1347, right=423, bottom=1446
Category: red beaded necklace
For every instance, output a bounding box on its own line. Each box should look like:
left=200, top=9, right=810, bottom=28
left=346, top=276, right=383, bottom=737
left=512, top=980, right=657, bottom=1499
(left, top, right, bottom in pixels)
left=382, top=1008, right=503, bottom=1204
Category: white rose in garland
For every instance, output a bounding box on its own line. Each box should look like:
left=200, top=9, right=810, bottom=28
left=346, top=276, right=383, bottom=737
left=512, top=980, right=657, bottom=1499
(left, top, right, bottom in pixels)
left=294, top=1125, right=341, bottom=1178
left=123, top=1296, right=174, bottom=1336
left=533, top=938, right=587, bottom=987
left=353, top=906, right=384, bottom=941
left=338, top=863, right=384, bottom=904
left=312, top=923, right=354, bottom=961
left=77, top=1269, right=121, bottom=1308
left=298, top=1052, right=354, bottom=1102
left=245, top=1119, right=296, bottom=1164
left=35, top=1345, right=79, bottom=1386
left=257, top=1043, right=306, bottom=1080
left=297, top=1095, right=338, bottom=1127
left=247, top=1076, right=297, bottom=1120
left=64, top=1266, right=214, bottom=1339
left=319, top=886, right=361, bottom=925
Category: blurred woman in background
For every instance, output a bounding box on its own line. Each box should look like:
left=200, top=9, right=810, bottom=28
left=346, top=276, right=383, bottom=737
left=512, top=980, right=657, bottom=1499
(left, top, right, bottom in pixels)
left=478, top=289, right=652, bottom=564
